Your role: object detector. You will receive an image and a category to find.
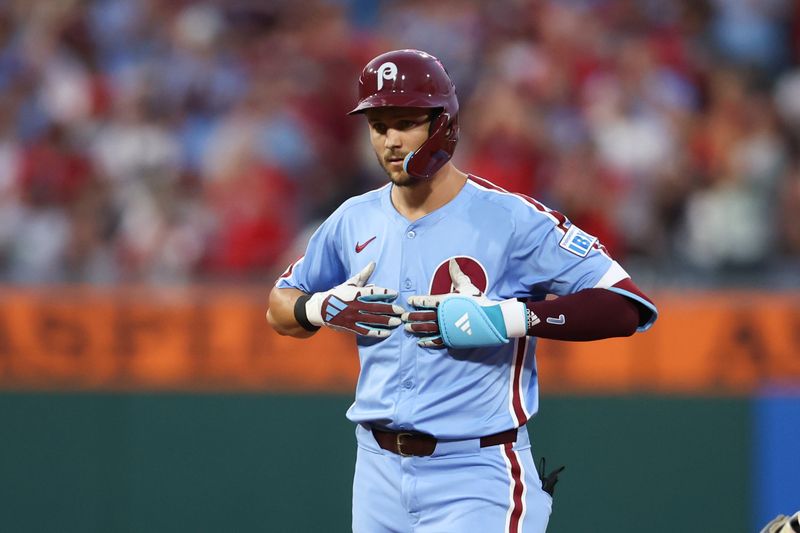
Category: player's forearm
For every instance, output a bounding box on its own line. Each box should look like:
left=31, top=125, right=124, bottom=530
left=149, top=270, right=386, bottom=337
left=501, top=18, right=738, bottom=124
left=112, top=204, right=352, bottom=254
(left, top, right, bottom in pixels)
left=526, top=289, right=640, bottom=341
left=266, top=286, right=318, bottom=338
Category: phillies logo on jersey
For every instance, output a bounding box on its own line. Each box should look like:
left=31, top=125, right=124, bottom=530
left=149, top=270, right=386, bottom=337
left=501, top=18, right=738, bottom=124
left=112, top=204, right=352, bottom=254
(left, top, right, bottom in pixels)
left=376, top=62, right=398, bottom=90
left=429, top=256, right=489, bottom=295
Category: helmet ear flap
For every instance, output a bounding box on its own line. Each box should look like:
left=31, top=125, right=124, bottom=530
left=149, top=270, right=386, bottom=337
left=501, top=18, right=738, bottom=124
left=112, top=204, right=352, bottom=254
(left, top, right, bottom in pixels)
left=405, top=112, right=457, bottom=179
left=428, top=109, right=442, bottom=136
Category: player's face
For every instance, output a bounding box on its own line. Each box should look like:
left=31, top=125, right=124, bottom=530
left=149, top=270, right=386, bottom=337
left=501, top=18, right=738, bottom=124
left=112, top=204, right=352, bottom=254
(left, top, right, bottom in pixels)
left=365, top=107, right=431, bottom=186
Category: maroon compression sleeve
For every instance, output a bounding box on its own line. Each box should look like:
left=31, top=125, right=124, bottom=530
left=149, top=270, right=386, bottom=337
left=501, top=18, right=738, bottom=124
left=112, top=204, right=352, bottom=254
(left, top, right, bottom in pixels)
left=525, top=289, right=640, bottom=341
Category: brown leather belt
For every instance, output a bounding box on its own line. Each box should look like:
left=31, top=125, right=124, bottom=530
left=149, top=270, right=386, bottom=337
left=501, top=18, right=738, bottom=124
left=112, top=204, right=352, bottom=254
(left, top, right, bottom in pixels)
left=371, top=427, right=518, bottom=457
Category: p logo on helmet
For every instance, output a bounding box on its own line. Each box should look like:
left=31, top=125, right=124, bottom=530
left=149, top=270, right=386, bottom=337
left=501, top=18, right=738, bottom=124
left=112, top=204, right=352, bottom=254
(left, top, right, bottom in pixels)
left=377, top=62, right=397, bottom=91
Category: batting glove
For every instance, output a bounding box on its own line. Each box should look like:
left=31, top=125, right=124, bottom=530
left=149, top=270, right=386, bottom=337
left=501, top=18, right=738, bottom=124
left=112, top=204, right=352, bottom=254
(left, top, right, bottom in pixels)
left=403, top=259, right=538, bottom=348
left=299, top=261, right=404, bottom=337
left=759, top=512, right=800, bottom=533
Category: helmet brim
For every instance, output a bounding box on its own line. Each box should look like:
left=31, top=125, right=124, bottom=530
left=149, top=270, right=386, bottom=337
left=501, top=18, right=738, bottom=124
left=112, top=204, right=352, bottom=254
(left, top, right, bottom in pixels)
left=347, top=92, right=444, bottom=115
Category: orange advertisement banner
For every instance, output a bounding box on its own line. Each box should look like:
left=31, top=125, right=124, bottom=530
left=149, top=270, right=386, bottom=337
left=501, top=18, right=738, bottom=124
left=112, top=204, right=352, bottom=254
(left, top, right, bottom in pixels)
left=0, top=287, right=798, bottom=393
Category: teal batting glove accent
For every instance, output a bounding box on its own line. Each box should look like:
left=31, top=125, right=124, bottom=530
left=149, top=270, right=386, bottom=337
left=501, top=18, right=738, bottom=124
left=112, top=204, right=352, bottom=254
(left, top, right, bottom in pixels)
left=404, top=259, right=530, bottom=349
left=437, top=296, right=510, bottom=348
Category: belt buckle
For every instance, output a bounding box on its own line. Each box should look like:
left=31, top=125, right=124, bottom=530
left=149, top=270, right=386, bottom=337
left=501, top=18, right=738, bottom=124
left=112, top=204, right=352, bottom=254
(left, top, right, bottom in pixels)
left=396, top=432, right=414, bottom=457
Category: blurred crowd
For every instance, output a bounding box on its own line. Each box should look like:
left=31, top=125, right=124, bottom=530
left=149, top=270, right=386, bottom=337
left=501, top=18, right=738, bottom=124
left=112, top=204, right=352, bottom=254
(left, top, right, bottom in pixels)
left=0, top=0, right=799, bottom=286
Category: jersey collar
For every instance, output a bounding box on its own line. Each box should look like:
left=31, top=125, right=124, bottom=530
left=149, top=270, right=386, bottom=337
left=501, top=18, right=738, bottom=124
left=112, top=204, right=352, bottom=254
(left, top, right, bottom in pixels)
left=380, top=178, right=475, bottom=228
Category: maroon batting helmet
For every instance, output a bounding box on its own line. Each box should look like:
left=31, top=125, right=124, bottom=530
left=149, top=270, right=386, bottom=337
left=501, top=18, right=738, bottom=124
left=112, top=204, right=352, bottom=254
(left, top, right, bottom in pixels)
left=349, top=49, right=459, bottom=179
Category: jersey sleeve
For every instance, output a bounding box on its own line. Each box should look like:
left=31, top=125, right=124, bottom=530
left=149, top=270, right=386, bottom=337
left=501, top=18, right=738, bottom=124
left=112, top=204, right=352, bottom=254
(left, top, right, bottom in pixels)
left=275, top=216, right=346, bottom=294
left=507, top=214, right=616, bottom=296
left=506, top=203, right=658, bottom=331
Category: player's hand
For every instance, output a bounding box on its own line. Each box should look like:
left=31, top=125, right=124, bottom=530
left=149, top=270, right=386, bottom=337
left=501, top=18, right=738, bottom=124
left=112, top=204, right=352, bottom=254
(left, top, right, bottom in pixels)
left=403, top=259, right=537, bottom=348
left=304, top=262, right=404, bottom=337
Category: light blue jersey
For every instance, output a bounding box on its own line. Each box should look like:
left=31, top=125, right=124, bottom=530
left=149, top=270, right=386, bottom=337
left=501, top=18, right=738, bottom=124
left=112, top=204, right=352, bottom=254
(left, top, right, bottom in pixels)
left=277, top=175, right=656, bottom=440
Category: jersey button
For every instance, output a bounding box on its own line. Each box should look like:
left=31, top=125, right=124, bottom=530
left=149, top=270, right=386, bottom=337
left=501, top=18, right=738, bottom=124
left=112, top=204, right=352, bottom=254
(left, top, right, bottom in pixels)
left=406, top=230, right=416, bottom=239
left=402, top=380, right=414, bottom=389
left=404, top=279, right=412, bottom=289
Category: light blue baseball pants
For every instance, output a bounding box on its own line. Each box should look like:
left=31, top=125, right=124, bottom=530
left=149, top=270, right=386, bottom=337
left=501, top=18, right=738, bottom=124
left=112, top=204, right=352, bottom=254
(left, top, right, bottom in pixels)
left=352, top=424, right=553, bottom=532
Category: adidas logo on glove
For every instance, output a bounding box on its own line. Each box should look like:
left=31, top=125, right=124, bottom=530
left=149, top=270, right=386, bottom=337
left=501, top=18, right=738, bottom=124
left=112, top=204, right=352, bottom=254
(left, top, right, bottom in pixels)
left=455, top=312, right=472, bottom=335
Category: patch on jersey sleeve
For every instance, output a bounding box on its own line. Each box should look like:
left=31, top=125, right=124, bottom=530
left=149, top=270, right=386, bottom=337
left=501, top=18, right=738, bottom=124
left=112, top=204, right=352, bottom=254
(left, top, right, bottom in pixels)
left=559, top=225, right=597, bottom=257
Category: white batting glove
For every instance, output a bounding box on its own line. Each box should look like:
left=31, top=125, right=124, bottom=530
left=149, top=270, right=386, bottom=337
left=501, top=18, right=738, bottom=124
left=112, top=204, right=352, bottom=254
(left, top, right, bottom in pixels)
left=403, top=259, right=537, bottom=348
left=297, top=262, right=404, bottom=337
left=759, top=512, right=800, bottom=533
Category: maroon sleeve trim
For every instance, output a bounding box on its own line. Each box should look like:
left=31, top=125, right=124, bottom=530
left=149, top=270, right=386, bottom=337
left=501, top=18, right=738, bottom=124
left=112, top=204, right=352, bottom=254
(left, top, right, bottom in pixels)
left=606, top=278, right=658, bottom=331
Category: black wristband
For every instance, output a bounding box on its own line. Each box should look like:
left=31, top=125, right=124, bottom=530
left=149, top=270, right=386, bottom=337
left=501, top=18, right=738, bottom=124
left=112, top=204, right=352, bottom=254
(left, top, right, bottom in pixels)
left=294, top=294, right=321, bottom=332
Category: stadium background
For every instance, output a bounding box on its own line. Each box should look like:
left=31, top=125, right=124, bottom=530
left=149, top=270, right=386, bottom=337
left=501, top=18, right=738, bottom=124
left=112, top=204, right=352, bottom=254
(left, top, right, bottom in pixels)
left=0, top=0, right=798, bottom=531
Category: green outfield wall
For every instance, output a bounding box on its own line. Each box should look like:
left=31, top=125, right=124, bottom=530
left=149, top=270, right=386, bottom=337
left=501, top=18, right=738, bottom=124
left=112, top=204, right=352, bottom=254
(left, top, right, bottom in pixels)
left=0, top=394, right=750, bottom=533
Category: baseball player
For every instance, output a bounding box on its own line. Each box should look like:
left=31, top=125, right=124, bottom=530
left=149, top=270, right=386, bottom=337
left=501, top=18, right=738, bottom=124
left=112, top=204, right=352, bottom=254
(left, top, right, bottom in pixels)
left=267, top=49, right=657, bottom=532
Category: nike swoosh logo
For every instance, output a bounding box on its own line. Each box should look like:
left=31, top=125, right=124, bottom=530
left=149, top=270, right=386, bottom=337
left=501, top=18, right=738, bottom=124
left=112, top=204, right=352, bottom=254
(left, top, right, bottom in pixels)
left=546, top=314, right=566, bottom=325
left=355, top=236, right=377, bottom=253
